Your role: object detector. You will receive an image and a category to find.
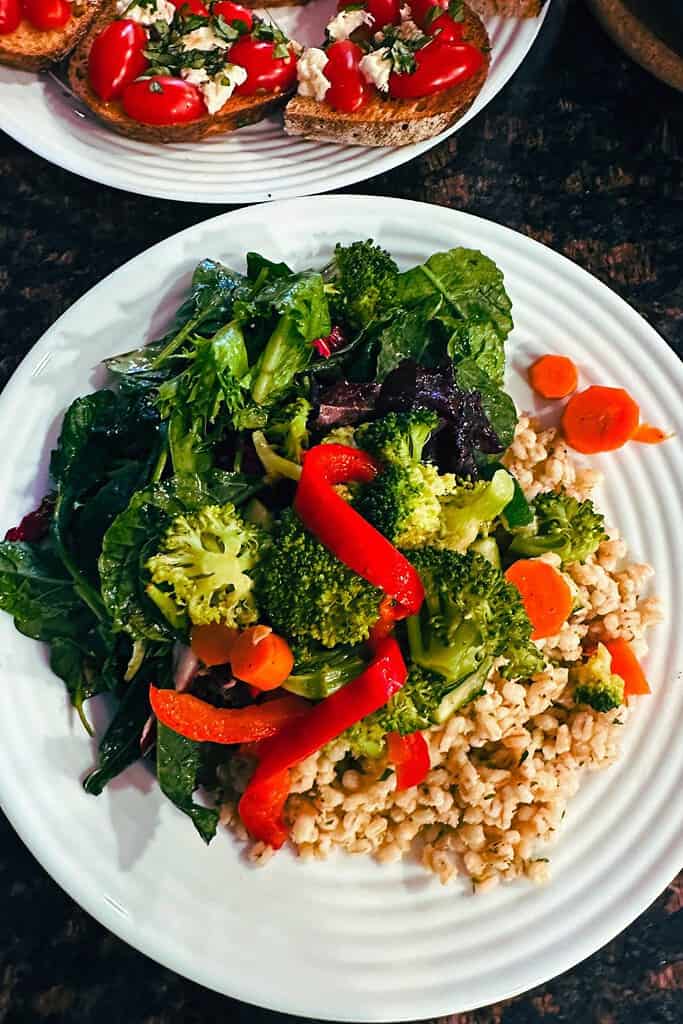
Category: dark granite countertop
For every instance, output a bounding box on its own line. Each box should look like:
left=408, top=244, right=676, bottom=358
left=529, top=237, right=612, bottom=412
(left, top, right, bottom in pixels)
left=0, top=1, right=681, bottom=1020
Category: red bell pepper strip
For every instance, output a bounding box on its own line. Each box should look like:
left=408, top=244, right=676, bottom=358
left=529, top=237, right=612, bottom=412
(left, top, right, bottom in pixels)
left=238, top=636, right=408, bottom=844
left=294, top=444, right=424, bottom=618
left=368, top=595, right=399, bottom=646
left=238, top=768, right=291, bottom=850
left=386, top=731, right=430, bottom=790
left=148, top=688, right=309, bottom=745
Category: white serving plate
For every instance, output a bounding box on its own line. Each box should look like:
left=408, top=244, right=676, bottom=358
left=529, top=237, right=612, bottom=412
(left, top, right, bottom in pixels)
left=0, top=196, right=681, bottom=1019
left=0, top=3, right=547, bottom=202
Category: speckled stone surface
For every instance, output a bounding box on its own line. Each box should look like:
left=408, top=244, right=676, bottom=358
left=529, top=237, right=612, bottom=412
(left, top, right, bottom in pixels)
left=0, top=1, right=681, bottom=1021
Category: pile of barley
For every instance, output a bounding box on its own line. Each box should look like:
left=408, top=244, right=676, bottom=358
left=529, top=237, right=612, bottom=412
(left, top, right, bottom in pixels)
left=221, top=415, right=663, bottom=890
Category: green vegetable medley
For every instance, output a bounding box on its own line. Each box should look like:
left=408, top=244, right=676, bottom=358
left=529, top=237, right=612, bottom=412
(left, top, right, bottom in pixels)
left=0, top=239, right=612, bottom=843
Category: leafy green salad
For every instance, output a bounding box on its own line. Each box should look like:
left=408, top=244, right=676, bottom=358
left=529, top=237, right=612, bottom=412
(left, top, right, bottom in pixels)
left=0, top=240, right=609, bottom=846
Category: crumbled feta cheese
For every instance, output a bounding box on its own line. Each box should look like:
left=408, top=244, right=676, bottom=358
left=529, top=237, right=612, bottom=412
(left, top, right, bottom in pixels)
left=117, top=0, right=175, bottom=27
left=181, top=25, right=230, bottom=51
left=397, top=18, right=422, bottom=40
left=181, top=63, right=247, bottom=114
left=296, top=47, right=330, bottom=103
left=359, top=49, right=392, bottom=92
left=326, top=8, right=374, bottom=41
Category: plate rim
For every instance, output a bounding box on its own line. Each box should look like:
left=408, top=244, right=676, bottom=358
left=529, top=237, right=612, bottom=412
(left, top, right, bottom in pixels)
left=0, top=6, right=548, bottom=203
left=0, top=195, right=681, bottom=1019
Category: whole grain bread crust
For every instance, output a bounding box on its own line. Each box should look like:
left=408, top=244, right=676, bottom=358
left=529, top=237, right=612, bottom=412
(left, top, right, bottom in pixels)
left=67, top=1, right=293, bottom=143
left=284, top=2, right=490, bottom=148
left=0, top=0, right=105, bottom=71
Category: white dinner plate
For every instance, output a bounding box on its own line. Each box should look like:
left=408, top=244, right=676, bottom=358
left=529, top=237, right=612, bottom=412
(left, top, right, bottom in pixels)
left=0, top=4, right=547, bottom=203
left=0, top=196, right=681, bottom=1019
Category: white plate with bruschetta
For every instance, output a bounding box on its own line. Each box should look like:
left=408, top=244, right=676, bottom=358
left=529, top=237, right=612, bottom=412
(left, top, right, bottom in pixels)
left=0, top=0, right=547, bottom=201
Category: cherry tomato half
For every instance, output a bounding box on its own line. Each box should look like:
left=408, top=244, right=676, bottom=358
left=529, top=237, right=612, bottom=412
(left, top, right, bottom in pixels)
left=231, top=38, right=297, bottom=96
left=409, top=0, right=446, bottom=26
left=426, top=12, right=464, bottom=42
left=0, top=0, right=22, bottom=34
left=212, top=0, right=252, bottom=30
left=122, top=75, right=206, bottom=125
left=169, top=0, right=209, bottom=15
left=324, top=40, right=368, bottom=113
left=23, top=0, right=70, bottom=30
left=388, top=39, right=482, bottom=99
left=88, top=19, right=148, bottom=102
left=336, top=0, right=400, bottom=29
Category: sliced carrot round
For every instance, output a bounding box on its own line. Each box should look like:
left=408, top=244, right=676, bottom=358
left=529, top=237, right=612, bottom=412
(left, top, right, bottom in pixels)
left=191, top=623, right=239, bottom=667
left=505, top=558, right=573, bottom=640
left=230, top=626, right=294, bottom=691
left=604, top=637, right=650, bottom=696
left=529, top=354, right=578, bottom=399
left=632, top=423, right=672, bottom=445
left=562, top=385, right=640, bottom=454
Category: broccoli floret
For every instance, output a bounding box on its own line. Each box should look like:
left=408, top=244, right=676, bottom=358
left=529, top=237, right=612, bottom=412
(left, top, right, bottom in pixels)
left=321, top=425, right=357, bottom=447
left=344, top=665, right=444, bottom=759
left=255, top=510, right=382, bottom=648
left=406, top=548, right=544, bottom=683
left=265, top=398, right=312, bottom=463
left=508, top=491, right=607, bottom=564
left=354, top=410, right=445, bottom=548
left=571, top=643, right=624, bottom=712
left=324, top=240, right=400, bottom=331
left=438, top=469, right=515, bottom=552
left=356, top=409, right=440, bottom=466
left=282, top=643, right=367, bottom=700
left=146, top=504, right=266, bottom=628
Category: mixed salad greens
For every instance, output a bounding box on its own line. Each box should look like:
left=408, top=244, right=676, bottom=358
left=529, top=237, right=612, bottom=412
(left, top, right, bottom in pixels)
left=0, top=240, right=611, bottom=847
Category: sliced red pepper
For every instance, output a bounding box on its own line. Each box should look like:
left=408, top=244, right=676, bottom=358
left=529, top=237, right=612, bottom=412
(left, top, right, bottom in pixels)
left=294, top=444, right=424, bottom=617
left=604, top=638, right=651, bottom=696
left=238, top=768, right=291, bottom=849
left=238, top=636, right=408, bottom=844
left=148, top=688, right=308, bottom=744
left=386, top=731, right=430, bottom=790
left=368, top=595, right=399, bottom=646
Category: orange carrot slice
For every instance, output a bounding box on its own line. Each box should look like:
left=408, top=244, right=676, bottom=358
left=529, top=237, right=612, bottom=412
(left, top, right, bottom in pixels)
left=604, top=638, right=650, bottom=696
left=229, top=626, right=294, bottom=691
left=529, top=355, right=578, bottom=399
left=505, top=559, right=573, bottom=640
left=191, top=623, right=239, bottom=667
left=562, top=385, right=640, bottom=454
left=632, top=423, right=673, bottom=445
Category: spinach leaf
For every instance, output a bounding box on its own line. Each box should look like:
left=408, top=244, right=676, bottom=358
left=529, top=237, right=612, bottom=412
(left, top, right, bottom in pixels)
left=374, top=300, right=443, bottom=381
left=156, top=722, right=219, bottom=843
left=246, top=252, right=292, bottom=284
left=454, top=358, right=518, bottom=449
left=0, top=540, right=91, bottom=641
left=82, top=673, right=153, bottom=795
left=49, top=632, right=118, bottom=735
left=397, top=248, right=513, bottom=386
left=83, top=643, right=174, bottom=795
left=99, top=471, right=261, bottom=641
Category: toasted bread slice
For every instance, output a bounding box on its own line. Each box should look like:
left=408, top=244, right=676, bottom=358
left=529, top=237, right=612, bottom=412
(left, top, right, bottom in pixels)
left=0, top=0, right=104, bottom=71
left=468, top=0, right=544, bottom=16
left=284, top=3, right=489, bottom=148
left=67, top=2, right=293, bottom=143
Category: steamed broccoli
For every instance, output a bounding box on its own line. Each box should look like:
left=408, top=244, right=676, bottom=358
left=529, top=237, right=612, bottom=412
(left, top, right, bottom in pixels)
left=282, top=643, right=367, bottom=700
left=265, top=397, right=312, bottom=463
left=406, top=548, right=544, bottom=684
left=570, top=643, right=624, bottom=712
left=255, top=510, right=382, bottom=648
left=355, top=409, right=439, bottom=466
left=146, top=503, right=267, bottom=628
left=343, top=661, right=490, bottom=759
left=324, top=240, right=400, bottom=331
left=438, top=469, right=514, bottom=552
left=252, top=431, right=302, bottom=482
left=354, top=410, right=446, bottom=548
left=508, top=491, right=607, bottom=565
